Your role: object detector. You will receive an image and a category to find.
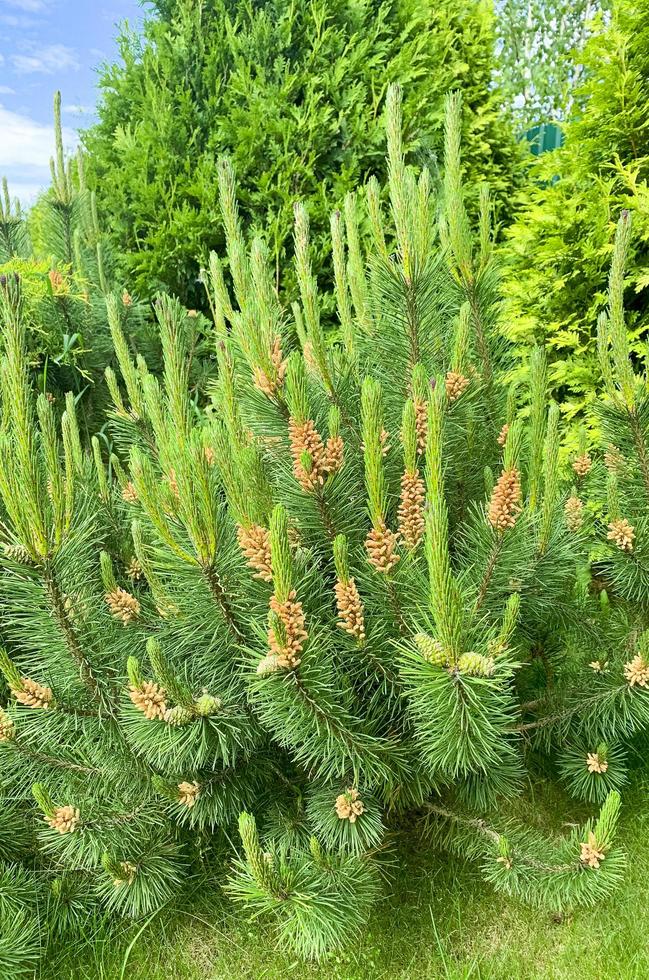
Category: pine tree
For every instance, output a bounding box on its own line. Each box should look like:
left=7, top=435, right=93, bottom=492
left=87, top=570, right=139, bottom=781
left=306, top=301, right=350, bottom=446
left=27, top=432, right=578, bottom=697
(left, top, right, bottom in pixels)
left=1, top=86, right=645, bottom=972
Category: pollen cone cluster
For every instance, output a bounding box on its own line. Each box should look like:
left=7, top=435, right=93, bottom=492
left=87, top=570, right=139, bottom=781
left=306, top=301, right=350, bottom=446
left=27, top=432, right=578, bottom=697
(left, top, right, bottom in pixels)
left=445, top=371, right=470, bottom=403
left=579, top=831, right=606, bottom=869
left=414, top=398, right=427, bottom=453
left=122, top=481, right=138, bottom=504
left=607, top=518, right=635, bottom=552
left=12, top=678, right=54, bottom=709
left=178, top=780, right=200, bottom=807
left=335, top=787, right=364, bottom=823
left=497, top=423, right=509, bottom=447
left=604, top=445, right=624, bottom=473
left=334, top=576, right=365, bottom=642
left=253, top=335, right=287, bottom=397
left=113, top=861, right=138, bottom=887
left=398, top=469, right=425, bottom=549
left=268, top=590, right=307, bottom=669
left=572, top=452, right=592, bottom=478
left=586, top=752, right=608, bottom=774
left=564, top=496, right=584, bottom=532
left=129, top=680, right=168, bottom=720
left=624, top=654, right=649, bottom=688
left=237, top=524, right=273, bottom=582
left=324, top=434, right=344, bottom=475
left=488, top=468, right=522, bottom=531
left=365, top=521, right=400, bottom=573
left=0, top=708, right=15, bottom=740
left=105, top=587, right=140, bottom=623
left=45, top=805, right=80, bottom=834
left=288, top=417, right=326, bottom=490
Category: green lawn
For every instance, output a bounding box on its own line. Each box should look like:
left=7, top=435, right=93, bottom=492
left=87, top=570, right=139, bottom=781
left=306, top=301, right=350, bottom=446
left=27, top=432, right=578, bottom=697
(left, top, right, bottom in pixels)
left=44, top=781, right=649, bottom=980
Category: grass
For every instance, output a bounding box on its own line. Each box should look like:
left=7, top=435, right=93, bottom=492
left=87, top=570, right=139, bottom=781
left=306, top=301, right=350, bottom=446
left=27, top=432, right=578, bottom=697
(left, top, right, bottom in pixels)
left=43, top=780, right=649, bottom=980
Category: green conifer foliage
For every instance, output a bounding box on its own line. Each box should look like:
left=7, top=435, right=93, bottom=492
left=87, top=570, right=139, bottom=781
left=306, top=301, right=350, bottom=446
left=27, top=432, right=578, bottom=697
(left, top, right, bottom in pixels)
left=0, top=87, right=645, bottom=971
left=503, top=0, right=649, bottom=427
left=82, top=0, right=525, bottom=309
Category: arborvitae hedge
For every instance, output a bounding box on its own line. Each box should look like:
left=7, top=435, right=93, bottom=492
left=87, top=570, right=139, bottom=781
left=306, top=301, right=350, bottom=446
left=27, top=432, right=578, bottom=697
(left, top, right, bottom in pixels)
left=503, top=0, right=649, bottom=429
left=83, top=0, right=525, bottom=309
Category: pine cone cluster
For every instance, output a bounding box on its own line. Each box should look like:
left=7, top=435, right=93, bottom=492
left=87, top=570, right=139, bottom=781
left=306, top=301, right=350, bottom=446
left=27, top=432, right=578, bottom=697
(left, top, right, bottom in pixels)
left=237, top=524, right=273, bottom=582
left=365, top=521, right=400, bottom=573
left=572, top=452, right=592, bottom=478
left=0, top=708, right=15, bottom=741
left=624, top=654, right=649, bottom=688
left=607, top=518, right=635, bottom=552
left=3, top=543, right=34, bottom=565
left=488, top=468, right=522, bottom=532
left=129, top=680, right=168, bottom=720
left=579, top=831, right=606, bottom=869
left=267, top=590, right=308, bottom=669
left=178, top=780, right=200, bottom=807
left=564, top=495, right=584, bottom=532
left=105, top=587, right=140, bottom=623
left=113, top=860, right=138, bottom=887
left=334, top=787, right=365, bottom=823
left=12, top=678, right=54, bottom=710
left=457, top=652, right=495, bottom=677
left=45, top=805, right=80, bottom=834
left=122, top=481, right=138, bottom=504
left=334, top=577, right=365, bottom=642
left=445, top=371, right=470, bottom=403
left=164, top=705, right=194, bottom=726
left=414, top=633, right=447, bottom=666
left=398, top=469, right=425, bottom=549
left=253, top=336, right=287, bottom=397
left=586, top=752, right=608, bottom=774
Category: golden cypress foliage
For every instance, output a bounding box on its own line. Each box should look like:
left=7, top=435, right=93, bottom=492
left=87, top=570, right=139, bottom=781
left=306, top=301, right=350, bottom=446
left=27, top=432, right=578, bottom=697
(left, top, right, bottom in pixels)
left=488, top=468, right=522, bottom=531
left=607, top=518, right=635, bottom=552
left=12, top=678, right=54, bottom=709
left=397, top=469, right=425, bottom=549
left=365, top=522, right=400, bottom=573
left=237, top=524, right=273, bottom=582
left=129, top=680, right=168, bottom=720
left=44, top=805, right=80, bottom=834
left=334, top=577, right=365, bottom=642
left=105, top=587, right=140, bottom=623
left=335, top=787, right=364, bottom=822
left=267, top=591, right=307, bottom=669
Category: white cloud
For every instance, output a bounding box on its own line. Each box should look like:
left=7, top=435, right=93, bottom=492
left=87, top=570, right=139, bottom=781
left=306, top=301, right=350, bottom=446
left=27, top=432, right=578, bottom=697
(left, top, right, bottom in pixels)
left=0, top=103, right=76, bottom=205
left=62, top=103, right=94, bottom=116
left=1, top=0, right=48, bottom=11
left=11, top=43, right=80, bottom=75
left=0, top=86, right=14, bottom=94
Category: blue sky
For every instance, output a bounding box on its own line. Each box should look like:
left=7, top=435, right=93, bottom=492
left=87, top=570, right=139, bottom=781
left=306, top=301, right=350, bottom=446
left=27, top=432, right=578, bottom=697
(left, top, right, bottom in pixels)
left=0, top=0, right=144, bottom=203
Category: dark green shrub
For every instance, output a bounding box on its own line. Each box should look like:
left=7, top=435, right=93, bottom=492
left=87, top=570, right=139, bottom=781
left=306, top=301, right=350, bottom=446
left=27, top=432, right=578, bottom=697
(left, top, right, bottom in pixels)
left=83, top=0, right=525, bottom=308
